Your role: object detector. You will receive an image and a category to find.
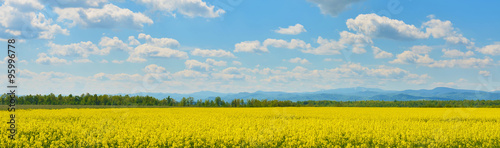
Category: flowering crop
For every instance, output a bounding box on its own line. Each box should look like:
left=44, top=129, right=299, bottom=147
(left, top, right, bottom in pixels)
left=1, top=107, right=499, bottom=147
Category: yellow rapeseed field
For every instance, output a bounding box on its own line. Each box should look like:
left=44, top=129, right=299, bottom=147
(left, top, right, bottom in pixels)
left=1, top=107, right=500, bottom=147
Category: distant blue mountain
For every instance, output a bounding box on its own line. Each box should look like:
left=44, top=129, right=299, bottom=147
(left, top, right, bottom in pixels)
left=123, top=87, right=499, bottom=101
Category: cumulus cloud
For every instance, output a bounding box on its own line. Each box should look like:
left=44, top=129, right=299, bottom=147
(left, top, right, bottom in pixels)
left=41, top=0, right=108, bottom=8
left=99, top=36, right=132, bottom=52
left=442, top=49, right=474, bottom=58
left=112, top=60, right=124, bottom=64
left=137, top=33, right=180, bottom=48
left=185, top=59, right=212, bottom=72
left=287, top=57, right=310, bottom=64
left=232, top=61, right=242, bottom=66
left=0, top=0, right=69, bottom=39
left=54, top=4, right=153, bottom=29
left=346, top=13, right=428, bottom=40
left=423, top=17, right=474, bottom=48
left=324, top=58, right=342, bottom=62
left=263, top=38, right=311, bottom=50
left=190, top=48, right=235, bottom=58
left=48, top=41, right=104, bottom=57
left=136, top=0, right=225, bottom=18
left=35, top=53, right=70, bottom=65
left=302, top=31, right=371, bottom=55
left=479, top=70, right=490, bottom=77
left=390, top=50, right=434, bottom=65
left=476, top=42, right=500, bottom=55
left=302, top=36, right=344, bottom=55
left=128, top=36, right=140, bottom=45
left=144, top=64, right=166, bottom=73
left=0, top=56, right=27, bottom=64
left=185, top=58, right=227, bottom=71
left=234, top=40, right=267, bottom=53
left=73, top=59, right=92, bottom=63
left=206, top=58, right=227, bottom=66
left=211, top=67, right=253, bottom=81
left=93, top=73, right=142, bottom=81
left=127, top=44, right=188, bottom=63
left=261, top=63, right=429, bottom=84
left=307, top=0, right=364, bottom=17
left=275, top=24, right=306, bottom=35
left=428, top=57, right=493, bottom=68
left=172, top=69, right=208, bottom=79
left=372, top=46, right=393, bottom=59
left=410, top=45, right=433, bottom=54
left=392, top=48, right=493, bottom=68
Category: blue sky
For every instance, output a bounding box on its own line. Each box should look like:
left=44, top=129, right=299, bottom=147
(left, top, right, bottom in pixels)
left=1, top=0, right=500, bottom=95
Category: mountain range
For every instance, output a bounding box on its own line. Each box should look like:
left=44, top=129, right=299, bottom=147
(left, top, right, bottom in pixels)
left=123, top=87, right=499, bottom=102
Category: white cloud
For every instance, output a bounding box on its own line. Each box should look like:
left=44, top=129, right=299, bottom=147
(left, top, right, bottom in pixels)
left=185, top=59, right=211, bottom=71
left=190, top=48, right=235, bottom=58
left=127, top=44, right=188, bottom=63
left=276, top=66, right=288, bottom=70
left=48, top=41, right=104, bottom=57
left=346, top=13, right=428, bottom=40
left=292, top=66, right=308, bottom=73
left=54, top=4, right=153, bottom=29
left=260, top=63, right=430, bottom=85
left=287, top=57, right=310, bottom=64
left=392, top=48, right=492, bottom=68
left=99, top=36, right=132, bottom=52
left=431, top=82, right=457, bottom=88
left=390, top=50, right=434, bottom=65
left=428, top=57, right=493, bottom=68
left=442, top=49, right=474, bottom=58
left=423, top=17, right=474, bottom=48
left=112, top=60, right=124, bottom=64
left=0, top=0, right=69, bottom=39
left=234, top=40, right=268, bottom=53
left=232, top=61, right=242, bottom=66
left=5, top=29, right=21, bottom=36
left=144, top=64, right=166, bottom=73
left=479, top=70, right=490, bottom=77
left=41, top=0, right=108, bottom=8
left=73, top=59, right=92, bottom=63
left=93, top=73, right=142, bottom=81
left=100, top=59, right=108, bottom=63
left=172, top=69, right=208, bottom=79
left=302, top=31, right=371, bottom=55
left=184, top=58, right=226, bottom=72
left=372, top=46, right=393, bottom=59
left=35, top=53, right=70, bottom=65
left=136, top=0, right=225, bottom=18
left=307, top=0, right=364, bottom=17
left=206, top=58, right=227, bottom=66
left=275, top=24, right=306, bottom=35
left=211, top=67, right=253, bottom=81
left=0, top=56, right=27, bottom=64
left=410, top=45, right=433, bottom=54
left=263, top=38, right=312, bottom=50
left=302, top=36, right=344, bottom=55
left=138, top=33, right=180, bottom=48
left=476, top=42, right=500, bottom=55
left=324, top=58, right=342, bottom=62
left=128, top=36, right=140, bottom=45
left=338, top=31, right=372, bottom=54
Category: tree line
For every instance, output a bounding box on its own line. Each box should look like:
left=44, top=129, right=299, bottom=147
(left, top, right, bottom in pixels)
left=2, top=93, right=500, bottom=107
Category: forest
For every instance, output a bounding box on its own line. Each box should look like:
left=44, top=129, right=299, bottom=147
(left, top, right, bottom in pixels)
left=2, top=93, right=500, bottom=108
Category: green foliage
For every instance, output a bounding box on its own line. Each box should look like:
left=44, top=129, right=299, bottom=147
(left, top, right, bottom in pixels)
left=1, top=94, right=500, bottom=108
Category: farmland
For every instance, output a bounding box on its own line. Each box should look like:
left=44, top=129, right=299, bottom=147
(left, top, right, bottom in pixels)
left=1, top=107, right=500, bottom=147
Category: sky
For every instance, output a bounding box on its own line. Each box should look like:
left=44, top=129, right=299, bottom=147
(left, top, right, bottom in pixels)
left=1, top=0, right=500, bottom=95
